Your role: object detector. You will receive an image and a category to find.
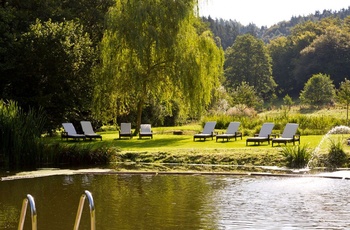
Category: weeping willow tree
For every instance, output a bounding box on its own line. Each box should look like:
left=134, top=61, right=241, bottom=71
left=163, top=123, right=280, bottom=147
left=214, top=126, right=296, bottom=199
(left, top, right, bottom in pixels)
left=93, top=0, right=224, bottom=133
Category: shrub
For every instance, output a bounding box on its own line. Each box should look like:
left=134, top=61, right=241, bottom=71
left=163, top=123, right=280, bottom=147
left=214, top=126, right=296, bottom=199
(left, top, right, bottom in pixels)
left=326, top=138, right=348, bottom=169
left=281, top=145, right=312, bottom=168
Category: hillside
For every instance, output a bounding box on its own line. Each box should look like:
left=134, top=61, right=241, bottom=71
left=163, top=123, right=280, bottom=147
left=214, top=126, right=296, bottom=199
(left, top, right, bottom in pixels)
left=202, top=7, right=350, bottom=49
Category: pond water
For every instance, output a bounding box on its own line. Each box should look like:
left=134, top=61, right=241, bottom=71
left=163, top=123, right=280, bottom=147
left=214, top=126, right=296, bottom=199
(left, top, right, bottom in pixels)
left=1, top=170, right=350, bottom=229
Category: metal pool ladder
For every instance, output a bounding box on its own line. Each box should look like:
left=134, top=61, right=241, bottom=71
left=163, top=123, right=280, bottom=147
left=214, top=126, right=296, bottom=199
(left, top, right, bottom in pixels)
left=18, top=190, right=95, bottom=230
left=74, top=190, right=96, bottom=230
left=18, top=194, right=37, bottom=230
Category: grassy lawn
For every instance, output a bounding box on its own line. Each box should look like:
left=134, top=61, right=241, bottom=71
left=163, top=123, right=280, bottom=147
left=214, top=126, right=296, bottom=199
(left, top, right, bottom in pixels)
left=50, top=125, right=350, bottom=168
left=61, top=127, right=343, bottom=151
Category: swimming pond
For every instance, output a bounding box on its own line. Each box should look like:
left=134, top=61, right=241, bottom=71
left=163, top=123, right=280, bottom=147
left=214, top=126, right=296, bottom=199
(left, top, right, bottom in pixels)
left=1, top=169, right=350, bottom=229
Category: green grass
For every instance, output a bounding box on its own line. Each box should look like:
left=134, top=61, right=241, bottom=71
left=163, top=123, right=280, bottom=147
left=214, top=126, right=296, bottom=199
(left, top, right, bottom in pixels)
left=44, top=127, right=350, bottom=168
left=32, top=105, right=350, bottom=171
left=50, top=126, right=350, bottom=153
left=259, top=105, right=348, bottom=119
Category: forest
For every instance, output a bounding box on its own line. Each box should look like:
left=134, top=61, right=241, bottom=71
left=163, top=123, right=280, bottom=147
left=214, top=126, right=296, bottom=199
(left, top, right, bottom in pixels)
left=1, top=0, right=350, bottom=133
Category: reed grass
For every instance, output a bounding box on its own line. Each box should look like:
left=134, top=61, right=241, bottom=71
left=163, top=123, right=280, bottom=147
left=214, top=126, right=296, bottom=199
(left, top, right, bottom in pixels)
left=281, top=145, right=312, bottom=168
left=0, top=100, right=46, bottom=169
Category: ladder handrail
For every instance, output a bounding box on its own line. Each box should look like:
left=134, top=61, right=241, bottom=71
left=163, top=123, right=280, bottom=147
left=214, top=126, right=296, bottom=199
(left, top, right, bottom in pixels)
left=18, top=194, right=37, bottom=230
left=73, top=190, right=96, bottom=230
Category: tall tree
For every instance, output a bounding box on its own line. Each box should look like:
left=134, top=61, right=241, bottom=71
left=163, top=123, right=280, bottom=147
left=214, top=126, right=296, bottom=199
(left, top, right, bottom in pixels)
left=268, top=36, right=296, bottom=96
left=0, top=0, right=114, bottom=131
left=94, top=0, right=224, bottom=132
left=337, top=78, right=350, bottom=125
left=298, top=26, right=350, bottom=87
left=269, top=18, right=346, bottom=97
left=12, top=19, right=95, bottom=131
left=224, top=34, right=276, bottom=101
left=299, top=73, right=335, bottom=107
left=269, top=21, right=322, bottom=97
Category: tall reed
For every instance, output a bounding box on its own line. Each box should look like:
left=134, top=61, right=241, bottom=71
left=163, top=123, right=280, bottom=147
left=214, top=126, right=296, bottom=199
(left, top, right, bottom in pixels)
left=0, top=100, right=46, bottom=169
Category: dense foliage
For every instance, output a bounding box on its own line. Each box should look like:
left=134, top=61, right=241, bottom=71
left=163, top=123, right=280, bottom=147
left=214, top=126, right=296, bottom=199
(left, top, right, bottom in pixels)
left=224, top=34, right=276, bottom=102
left=95, top=0, right=224, bottom=132
left=203, top=7, right=350, bottom=48
left=16, top=19, right=95, bottom=131
left=0, top=0, right=114, bottom=131
left=3, top=2, right=350, bottom=170
left=1, top=1, right=350, bottom=133
left=205, top=11, right=350, bottom=99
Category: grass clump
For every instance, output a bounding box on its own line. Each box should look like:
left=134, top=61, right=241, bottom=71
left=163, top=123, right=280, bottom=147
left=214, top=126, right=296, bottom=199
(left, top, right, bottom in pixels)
left=326, top=138, right=348, bottom=169
left=281, top=145, right=312, bottom=169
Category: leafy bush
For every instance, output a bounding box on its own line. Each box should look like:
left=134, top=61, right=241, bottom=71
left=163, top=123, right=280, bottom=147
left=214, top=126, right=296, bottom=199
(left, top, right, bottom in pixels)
left=281, top=145, right=312, bottom=168
left=326, top=138, right=348, bottom=169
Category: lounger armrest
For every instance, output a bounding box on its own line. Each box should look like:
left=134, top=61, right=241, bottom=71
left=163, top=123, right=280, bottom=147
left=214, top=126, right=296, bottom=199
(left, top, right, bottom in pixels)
left=235, top=131, right=242, bottom=136
left=254, top=133, right=259, bottom=137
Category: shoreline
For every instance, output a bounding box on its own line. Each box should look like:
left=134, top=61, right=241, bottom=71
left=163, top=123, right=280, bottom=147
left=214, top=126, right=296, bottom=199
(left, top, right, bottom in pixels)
left=2, top=164, right=350, bottom=181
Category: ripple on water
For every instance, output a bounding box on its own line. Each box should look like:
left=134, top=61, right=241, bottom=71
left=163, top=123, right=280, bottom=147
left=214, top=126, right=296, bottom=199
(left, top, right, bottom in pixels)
left=211, top=176, right=350, bottom=229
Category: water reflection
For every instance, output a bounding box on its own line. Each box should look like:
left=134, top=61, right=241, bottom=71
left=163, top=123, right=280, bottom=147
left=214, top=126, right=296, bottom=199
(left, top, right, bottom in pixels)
left=1, top=173, right=350, bottom=229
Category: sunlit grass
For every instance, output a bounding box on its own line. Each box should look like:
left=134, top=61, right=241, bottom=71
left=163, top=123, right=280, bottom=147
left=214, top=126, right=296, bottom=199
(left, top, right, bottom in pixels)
left=49, top=129, right=335, bottom=152
left=39, top=105, right=350, bottom=169
left=40, top=126, right=350, bottom=168
left=259, top=105, right=348, bottom=119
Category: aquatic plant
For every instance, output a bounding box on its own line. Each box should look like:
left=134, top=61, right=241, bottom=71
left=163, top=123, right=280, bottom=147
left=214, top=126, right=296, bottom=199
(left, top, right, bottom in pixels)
left=281, top=145, right=311, bottom=169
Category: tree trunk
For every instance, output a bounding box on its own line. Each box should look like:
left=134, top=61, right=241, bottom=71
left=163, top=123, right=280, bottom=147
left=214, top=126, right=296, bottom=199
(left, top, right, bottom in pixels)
left=135, top=100, right=144, bottom=135
left=347, top=103, right=349, bottom=126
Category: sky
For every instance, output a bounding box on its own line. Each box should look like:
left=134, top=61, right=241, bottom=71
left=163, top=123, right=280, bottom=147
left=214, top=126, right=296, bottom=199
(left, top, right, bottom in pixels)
left=199, top=0, right=350, bottom=27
